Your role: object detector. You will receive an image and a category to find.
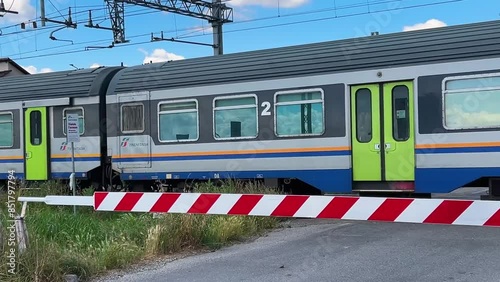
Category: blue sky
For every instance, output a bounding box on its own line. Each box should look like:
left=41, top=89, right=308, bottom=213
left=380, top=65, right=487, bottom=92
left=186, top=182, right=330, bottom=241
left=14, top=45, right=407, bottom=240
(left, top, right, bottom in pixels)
left=0, top=0, right=499, bottom=73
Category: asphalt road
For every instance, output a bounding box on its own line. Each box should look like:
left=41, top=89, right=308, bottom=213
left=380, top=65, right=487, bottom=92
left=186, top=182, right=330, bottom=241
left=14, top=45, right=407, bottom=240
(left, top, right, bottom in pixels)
left=93, top=217, right=500, bottom=282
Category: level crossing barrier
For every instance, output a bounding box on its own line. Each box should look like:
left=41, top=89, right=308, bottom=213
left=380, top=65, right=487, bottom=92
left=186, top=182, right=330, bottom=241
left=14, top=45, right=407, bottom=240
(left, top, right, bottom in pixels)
left=16, top=192, right=500, bottom=227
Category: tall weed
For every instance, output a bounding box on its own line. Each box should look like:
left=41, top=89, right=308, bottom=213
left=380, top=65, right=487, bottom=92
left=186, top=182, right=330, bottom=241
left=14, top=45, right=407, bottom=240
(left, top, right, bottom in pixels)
left=0, top=179, right=281, bottom=282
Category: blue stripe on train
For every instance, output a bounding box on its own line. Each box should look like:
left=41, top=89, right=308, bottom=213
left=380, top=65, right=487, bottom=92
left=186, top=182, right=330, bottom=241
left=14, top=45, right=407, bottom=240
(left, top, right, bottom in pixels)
left=122, top=169, right=353, bottom=193
left=415, top=146, right=500, bottom=154
left=116, top=150, right=350, bottom=163
left=415, top=167, right=500, bottom=193
left=0, top=169, right=353, bottom=194
left=1, top=168, right=499, bottom=194
left=120, top=168, right=500, bottom=194
left=0, top=159, right=23, bottom=163
left=3, top=146, right=499, bottom=164
left=50, top=150, right=350, bottom=163
left=51, top=157, right=101, bottom=162
left=0, top=173, right=24, bottom=179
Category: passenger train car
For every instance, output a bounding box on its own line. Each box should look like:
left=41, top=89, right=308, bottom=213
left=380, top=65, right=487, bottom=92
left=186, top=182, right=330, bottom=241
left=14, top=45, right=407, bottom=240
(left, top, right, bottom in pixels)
left=1, top=20, right=500, bottom=196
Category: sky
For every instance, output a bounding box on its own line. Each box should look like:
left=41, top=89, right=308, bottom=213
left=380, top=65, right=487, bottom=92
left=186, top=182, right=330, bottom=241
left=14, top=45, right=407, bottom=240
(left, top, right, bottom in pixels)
left=0, top=0, right=499, bottom=74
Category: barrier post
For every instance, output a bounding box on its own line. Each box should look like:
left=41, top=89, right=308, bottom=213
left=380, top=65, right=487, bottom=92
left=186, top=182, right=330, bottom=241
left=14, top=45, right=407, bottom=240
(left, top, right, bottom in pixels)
left=14, top=202, right=28, bottom=254
left=66, top=113, right=80, bottom=215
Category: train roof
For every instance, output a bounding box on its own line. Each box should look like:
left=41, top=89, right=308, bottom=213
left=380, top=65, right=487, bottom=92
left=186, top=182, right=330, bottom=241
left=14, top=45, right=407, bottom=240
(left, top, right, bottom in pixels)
left=107, top=19, right=500, bottom=94
left=0, top=66, right=122, bottom=103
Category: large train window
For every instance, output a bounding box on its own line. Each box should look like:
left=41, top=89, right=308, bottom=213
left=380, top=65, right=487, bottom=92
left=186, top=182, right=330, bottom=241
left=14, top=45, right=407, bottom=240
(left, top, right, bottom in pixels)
left=355, top=88, right=372, bottom=143
left=158, top=99, right=198, bottom=142
left=443, top=73, right=500, bottom=130
left=274, top=89, right=325, bottom=137
left=392, top=86, right=410, bottom=141
left=0, top=112, right=13, bottom=148
left=121, top=103, right=144, bottom=133
left=63, top=107, right=84, bottom=135
left=213, top=95, right=258, bottom=140
left=30, top=110, right=42, bottom=146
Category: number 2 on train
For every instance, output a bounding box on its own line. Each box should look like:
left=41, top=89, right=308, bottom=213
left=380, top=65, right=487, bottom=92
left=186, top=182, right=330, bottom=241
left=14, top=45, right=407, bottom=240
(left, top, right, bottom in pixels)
left=261, top=101, right=271, bottom=116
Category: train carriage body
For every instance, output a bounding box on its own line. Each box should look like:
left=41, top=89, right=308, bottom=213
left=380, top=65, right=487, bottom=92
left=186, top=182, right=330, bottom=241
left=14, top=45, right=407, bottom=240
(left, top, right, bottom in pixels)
left=0, top=67, right=122, bottom=185
left=103, top=20, right=500, bottom=194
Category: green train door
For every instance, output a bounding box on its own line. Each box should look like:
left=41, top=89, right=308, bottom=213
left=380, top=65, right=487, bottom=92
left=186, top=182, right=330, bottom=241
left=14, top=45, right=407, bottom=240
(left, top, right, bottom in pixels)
left=351, top=81, right=415, bottom=189
left=24, top=107, right=49, bottom=180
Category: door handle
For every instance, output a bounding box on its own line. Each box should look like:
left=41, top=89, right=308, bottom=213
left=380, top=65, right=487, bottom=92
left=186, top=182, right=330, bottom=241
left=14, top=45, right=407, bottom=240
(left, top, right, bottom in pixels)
left=25, top=152, right=32, bottom=159
left=385, top=142, right=396, bottom=153
left=374, top=143, right=380, bottom=151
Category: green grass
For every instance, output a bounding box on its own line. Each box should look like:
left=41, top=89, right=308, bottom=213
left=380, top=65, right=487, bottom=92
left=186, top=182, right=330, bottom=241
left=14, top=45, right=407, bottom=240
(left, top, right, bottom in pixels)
left=0, top=180, right=282, bottom=282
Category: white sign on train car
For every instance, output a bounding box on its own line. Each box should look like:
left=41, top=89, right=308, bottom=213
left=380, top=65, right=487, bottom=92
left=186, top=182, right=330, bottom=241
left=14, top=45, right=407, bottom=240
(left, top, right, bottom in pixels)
left=66, top=114, right=80, bottom=143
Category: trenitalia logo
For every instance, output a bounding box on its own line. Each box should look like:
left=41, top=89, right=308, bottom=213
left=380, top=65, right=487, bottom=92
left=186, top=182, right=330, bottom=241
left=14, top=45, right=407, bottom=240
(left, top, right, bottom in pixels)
left=121, top=137, right=147, bottom=147
left=60, top=142, right=86, bottom=151
left=121, top=138, right=130, bottom=147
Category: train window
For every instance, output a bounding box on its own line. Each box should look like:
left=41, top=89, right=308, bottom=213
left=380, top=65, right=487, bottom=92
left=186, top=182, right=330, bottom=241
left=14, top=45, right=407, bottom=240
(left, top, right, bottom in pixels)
left=274, top=89, right=324, bottom=137
left=213, top=95, right=258, bottom=140
left=30, top=110, right=42, bottom=146
left=158, top=100, right=198, bottom=142
left=392, top=86, right=410, bottom=141
left=121, top=103, right=144, bottom=133
left=0, top=112, right=13, bottom=148
left=355, top=89, right=372, bottom=143
left=443, top=74, right=500, bottom=130
left=63, top=107, right=84, bottom=135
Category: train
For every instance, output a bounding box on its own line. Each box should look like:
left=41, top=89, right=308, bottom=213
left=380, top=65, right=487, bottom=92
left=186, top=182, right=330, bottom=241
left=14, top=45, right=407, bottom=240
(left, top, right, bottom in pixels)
left=1, top=19, right=500, bottom=197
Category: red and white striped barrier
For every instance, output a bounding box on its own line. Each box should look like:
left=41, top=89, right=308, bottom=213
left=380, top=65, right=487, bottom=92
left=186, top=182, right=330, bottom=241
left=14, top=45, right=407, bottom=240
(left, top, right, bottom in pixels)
left=18, top=192, right=500, bottom=227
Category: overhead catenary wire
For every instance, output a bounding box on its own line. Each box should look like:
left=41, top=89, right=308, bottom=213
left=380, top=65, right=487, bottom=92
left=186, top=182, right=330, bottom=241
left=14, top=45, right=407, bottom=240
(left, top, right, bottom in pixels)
left=0, top=0, right=456, bottom=39
left=5, top=0, right=463, bottom=61
left=2, top=0, right=464, bottom=62
left=0, top=5, right=158, bottom=34
left=0, top=8, right=164, bottom=50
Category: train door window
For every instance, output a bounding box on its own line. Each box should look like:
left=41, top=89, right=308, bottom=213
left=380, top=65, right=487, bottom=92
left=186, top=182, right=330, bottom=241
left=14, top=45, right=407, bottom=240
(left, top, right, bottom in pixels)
left=355, top=89, right=372, bottom=143
left=0, top=112, right=13, bottom=148
left=158, top=100, right=198, bottom=142
left=213, top=95, right=258, bottom=140
left=121, top=103, right=144, bottom=133
left=392, top=85, right=410, bottom=141
left=30, top=110, right=42, bottom=145
left=274, top=89, right=325, bottom=137
left=63, top=107, right=85, bottom=135
left=443, top=73, right=500, bottom=130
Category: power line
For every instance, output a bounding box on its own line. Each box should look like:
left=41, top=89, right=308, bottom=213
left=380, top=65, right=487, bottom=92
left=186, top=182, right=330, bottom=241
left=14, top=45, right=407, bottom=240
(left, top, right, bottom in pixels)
left=13, top=0, right=233, bottom=53
left=0, top=0, right=455, bottom=43
left=6, top=0, right=463, bottom=62
left=0, top=0, right=463, bottom=36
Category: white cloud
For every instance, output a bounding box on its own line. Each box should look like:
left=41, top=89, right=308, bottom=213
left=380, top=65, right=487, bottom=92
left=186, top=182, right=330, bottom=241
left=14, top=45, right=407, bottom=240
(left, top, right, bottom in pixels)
left=139, top=48, right=185, bottom=64
left=233, top=8, right=254, bottom=21
left=90, top=63, right=101, bottom=68
left=0, top=0, right=36, bottom=23
left=445, top=106, right=500, bottom=129
left=189, top=25, right=213, bottom=35
left=228, top=0, right=309, bottom=20
left=229, top=0, right=309, bottom=8
left=403, top=19, right=447, bottom=32
left=22, top=65, right=54, bottom=74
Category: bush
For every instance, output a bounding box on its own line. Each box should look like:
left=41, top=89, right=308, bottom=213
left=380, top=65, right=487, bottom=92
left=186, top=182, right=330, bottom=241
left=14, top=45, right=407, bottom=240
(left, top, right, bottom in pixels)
left=0, top=179, right=281, bottom=282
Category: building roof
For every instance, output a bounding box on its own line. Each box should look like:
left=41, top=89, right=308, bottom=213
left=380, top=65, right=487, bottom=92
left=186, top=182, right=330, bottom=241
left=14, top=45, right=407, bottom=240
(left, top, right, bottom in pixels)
left=0, top=58, right=30, bottom=75
left=0, top=70, right=13, bottom=78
